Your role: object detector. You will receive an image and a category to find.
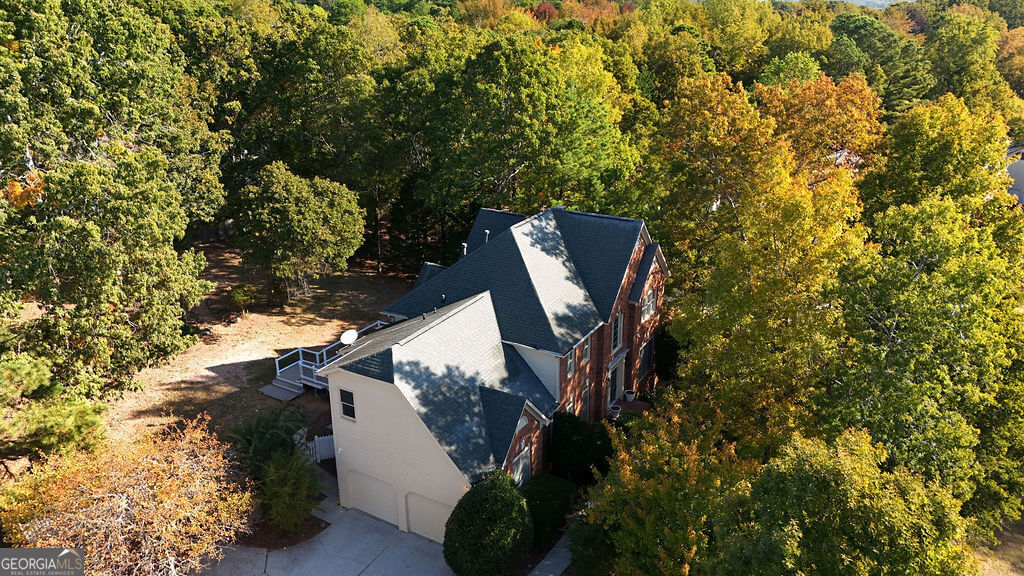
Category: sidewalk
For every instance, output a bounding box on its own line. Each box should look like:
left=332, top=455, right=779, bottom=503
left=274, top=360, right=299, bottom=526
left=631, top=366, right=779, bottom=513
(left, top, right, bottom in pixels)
left=528, top=532, right=572, bottom=576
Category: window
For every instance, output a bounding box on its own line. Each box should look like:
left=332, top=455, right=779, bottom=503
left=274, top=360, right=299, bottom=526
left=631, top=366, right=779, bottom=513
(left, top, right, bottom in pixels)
left=641, top=289, right=656, bottom=321
left=512, top=443, right=532, bottom=486
left=583, top=336, right=591, bottom=362
left=567, top=392, right=575, bottom=416
left=567, top=349, right=575, bottom=377
left=639, top=339, right=654, bottom=378
left=581, top=380, right=590, bottom=422
left=339, top=389, right=356, bottom=420
left=612, top=312, right=623, bottom=351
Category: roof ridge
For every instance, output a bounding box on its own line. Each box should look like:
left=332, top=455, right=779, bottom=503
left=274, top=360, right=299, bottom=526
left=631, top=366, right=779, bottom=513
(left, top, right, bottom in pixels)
left=509, top=215, right=599, bottom=353
left=556, top=207, right=645, bottom=225
left=479, top=207, right=527, bottom=217
left=396, top=291, right=491, bottom=346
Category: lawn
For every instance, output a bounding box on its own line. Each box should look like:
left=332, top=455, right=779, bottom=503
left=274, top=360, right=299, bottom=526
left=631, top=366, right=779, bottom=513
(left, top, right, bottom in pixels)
left=104, top=241, right=412, bottom=440
left=981, top=521, right=1024, bottom=576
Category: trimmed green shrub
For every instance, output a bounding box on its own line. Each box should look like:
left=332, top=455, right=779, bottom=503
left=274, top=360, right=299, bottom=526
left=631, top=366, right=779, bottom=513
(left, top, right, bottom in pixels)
left=550, top=412, right=612, bottom=485
left=521, top=474, right=577, bottom=545
left=226, top=283, right=260, bottom=311
left=443, top=471, right=533, bottom=576
left=260, top=449, right=322, bottom=533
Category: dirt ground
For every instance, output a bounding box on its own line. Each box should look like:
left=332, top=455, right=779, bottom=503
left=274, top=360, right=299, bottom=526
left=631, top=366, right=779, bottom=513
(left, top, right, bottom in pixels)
left=104, top=242, right=412, bottom=440
left=981, top=522, right=1024, bottom=576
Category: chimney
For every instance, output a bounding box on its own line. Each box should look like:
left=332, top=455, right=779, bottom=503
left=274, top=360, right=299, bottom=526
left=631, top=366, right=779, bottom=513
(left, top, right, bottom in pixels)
left=461, top=242, right=468, bottom=257
left=484, top=229, right=490, bottom=243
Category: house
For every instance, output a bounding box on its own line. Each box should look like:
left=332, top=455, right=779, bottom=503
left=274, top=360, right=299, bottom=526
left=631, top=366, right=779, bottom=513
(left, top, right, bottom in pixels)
left=316, top=207, right=669, bottom=543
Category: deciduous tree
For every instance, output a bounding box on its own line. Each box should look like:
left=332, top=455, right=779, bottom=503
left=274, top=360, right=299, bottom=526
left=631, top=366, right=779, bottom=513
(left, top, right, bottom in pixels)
left=0, top=415, right=254, bottom=576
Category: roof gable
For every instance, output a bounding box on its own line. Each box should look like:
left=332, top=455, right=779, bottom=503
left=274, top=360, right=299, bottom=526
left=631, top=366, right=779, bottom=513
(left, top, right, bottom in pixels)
left=551, top=208, right=644, bottom=321
left=323, top=292, right=554, bottom=480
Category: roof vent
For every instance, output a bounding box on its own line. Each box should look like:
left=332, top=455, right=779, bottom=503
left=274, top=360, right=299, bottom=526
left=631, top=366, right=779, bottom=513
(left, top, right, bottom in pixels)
left=441, top=294, right=446, bottom=304
left=422, top=313, right=427, bottom=320
left=484, top=229, right=490, bottom=243
left=461, top=242, right=468, bottom=257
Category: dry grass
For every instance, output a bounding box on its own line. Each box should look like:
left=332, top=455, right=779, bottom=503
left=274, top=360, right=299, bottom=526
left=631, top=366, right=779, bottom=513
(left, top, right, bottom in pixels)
left=104, top=242, right=412, bottom=440
left=980, top=522, right=1024, bottom=576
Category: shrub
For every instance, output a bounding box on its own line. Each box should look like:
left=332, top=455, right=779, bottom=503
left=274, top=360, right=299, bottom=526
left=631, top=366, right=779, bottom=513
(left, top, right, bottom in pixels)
left=260, top=449, right=322, bottom=533
left=444, top=471, right=533, bottom=576
left=228, top=405, right=307, bottom=479
left=521, top=474, right=577, bottom=545
left=550, top=412, right=612, bottom=485
left=567, top=516, right=615, bottom=576
left=226, top=283, right=259, bottom=311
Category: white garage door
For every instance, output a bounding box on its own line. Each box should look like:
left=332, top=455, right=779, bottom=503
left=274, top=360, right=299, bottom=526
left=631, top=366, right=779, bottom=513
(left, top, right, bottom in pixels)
left=346, top=470, right=399, bottom=526
left=406, top=493, right=454, bottom=543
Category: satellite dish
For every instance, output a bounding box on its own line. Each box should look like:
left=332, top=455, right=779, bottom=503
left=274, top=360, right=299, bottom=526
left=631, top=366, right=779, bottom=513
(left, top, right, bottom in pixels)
left=339, top=330, right=358, bottom=345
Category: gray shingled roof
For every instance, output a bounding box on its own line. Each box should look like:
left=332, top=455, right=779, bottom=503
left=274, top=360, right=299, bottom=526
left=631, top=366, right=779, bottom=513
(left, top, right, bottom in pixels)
left=550, top=209, right=645, bottom=320
left=319, top=292, right=555, bottom=480
left=629, top=242, right=659, bottom=303
left=382, top=207, right=645, bottom=354
left=465, top=208, right=527, bottom=255
left=413, top=262, right=447, bottom=288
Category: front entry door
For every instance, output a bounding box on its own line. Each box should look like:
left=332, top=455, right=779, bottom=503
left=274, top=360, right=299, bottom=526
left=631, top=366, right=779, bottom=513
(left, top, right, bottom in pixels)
left=608, top=362, right=624, bottom=408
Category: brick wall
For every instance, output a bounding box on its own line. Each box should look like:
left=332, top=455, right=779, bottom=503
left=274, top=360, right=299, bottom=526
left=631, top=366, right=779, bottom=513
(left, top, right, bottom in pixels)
left=501, top=409, right=545, bottom=478
left=557, top=235, right=666, bottom=423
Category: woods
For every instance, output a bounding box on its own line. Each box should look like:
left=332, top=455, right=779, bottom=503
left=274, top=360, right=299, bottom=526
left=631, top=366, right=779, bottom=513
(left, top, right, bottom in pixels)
left=2, top=0, right=1024, bottom=573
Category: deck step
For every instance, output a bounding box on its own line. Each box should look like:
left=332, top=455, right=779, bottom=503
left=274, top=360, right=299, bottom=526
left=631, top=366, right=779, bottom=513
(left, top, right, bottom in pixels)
left=260, top=382, right=304, bottom=402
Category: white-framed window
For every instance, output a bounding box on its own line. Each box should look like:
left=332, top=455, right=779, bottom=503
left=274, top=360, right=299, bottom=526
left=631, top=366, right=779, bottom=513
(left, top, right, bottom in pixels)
left=512, top=442, right=532, bottom=486
left=639, top=338, right=654, bottom=377
left=515, top=415, right=528, bottom=433
left=567, top=349, right=575, bottom=377
left=339, top=388, right=356, bottom=420
left=567, top=392, right=575, bottom=416
left=581, top=380, right=590, bottom=422
left=612, top=312, right=623, bottom=351
left=641, top=288, right=656, bottom=321
left=583, top=336, right=591, bottom=362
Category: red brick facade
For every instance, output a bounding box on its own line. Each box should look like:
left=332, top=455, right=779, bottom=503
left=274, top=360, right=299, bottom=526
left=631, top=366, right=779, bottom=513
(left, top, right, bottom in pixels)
left=557, top=236, right=667, bottom=423
left=501, top=409, right=545, bottom=479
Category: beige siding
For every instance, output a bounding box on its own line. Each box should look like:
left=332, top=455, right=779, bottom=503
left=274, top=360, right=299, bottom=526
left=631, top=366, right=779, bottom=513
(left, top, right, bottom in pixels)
left=328, top=369, right=470, bottom=543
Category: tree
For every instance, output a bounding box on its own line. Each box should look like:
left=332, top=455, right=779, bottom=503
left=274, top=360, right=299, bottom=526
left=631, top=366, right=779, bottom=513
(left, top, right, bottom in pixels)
left=0, top=353, right=105, bottom=471
left=648, top=73, right=778, bottom=286
left=672, top=157, right=865, bottom=458
left=1, top=145, right=212, bottom=396
left=0, top=415, right=254, bottom=576
left=426, top=34, right=640, bottom=216
left=234, top=162, right=364, bottom=296
left=0, top=0, right=228, bottom=225
left=858, top=95, right=1012, bottom=222
left=757, top=51, right=821, bottom=86
left=997, top=27, right=1024, bottom=96
left=576, top=392, right=757, bottom=576
left=714, top=430, right=978, bottom=576
left=443, top=470, right=533, bottom=576
left=822, top=13, right=934, bottom=115
left=818, top=198, right=1024, bottom=537
left=702, top=0, right=781, bottom=81
left=260, top=449, right=321, bottom=533
left=755, top=72, right=882, bottom=172
left=925, top=10, right=1024, bottom=136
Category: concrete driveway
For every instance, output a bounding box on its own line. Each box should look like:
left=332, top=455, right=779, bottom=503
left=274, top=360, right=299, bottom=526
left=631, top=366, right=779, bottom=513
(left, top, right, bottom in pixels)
left=207, top=509, right=454, bottom=576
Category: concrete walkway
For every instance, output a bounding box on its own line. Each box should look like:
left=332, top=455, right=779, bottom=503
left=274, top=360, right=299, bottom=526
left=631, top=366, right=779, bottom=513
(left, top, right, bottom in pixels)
left=527, top=532, right=572, bottom=576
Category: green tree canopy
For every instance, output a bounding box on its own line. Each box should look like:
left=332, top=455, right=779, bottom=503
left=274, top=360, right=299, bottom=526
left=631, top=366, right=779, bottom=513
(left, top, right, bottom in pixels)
left=234, top=162, right=364, bottom=294
left=715, top=430, right=977, bottom=576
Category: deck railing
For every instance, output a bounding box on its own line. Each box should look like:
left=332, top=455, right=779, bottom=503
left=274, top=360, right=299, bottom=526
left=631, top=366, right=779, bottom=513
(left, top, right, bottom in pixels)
left=274, top=320, right=389, bottom=390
